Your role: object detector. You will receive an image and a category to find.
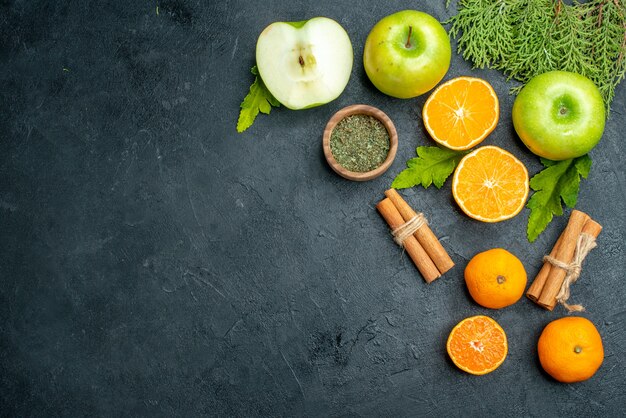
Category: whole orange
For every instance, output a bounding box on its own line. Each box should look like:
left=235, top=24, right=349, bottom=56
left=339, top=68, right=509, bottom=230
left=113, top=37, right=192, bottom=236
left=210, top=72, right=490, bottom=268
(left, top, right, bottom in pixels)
left=538, top=317, right=604, bottom=383
left=464, top=248, right=527, bottom=309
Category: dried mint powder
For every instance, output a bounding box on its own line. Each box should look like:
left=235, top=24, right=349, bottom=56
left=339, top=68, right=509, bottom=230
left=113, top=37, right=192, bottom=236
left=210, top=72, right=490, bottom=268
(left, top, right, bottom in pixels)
left=330, top=114, right=390, bottom=172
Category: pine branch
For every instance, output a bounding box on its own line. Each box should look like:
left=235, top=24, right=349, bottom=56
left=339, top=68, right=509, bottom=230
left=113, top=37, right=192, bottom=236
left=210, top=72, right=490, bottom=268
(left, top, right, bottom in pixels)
left=551, top=2, right=594, bottom=76
left=447, top=0, right=518, bottom=69
left=587, top=0, right=626, bottom=111
left=504, top=0, right=556, bottom=83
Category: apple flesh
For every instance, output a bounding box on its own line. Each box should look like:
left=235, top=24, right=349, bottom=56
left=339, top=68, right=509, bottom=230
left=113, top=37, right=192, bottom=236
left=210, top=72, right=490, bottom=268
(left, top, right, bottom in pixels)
left=255, top=17, right=353, bottom=110
left=512, top=71, right=605, bottom=160
left=363, top=10, right=451, bottom=99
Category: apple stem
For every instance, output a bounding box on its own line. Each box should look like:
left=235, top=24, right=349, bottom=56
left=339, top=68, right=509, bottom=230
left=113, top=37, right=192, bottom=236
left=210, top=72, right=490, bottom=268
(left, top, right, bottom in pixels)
left=405, top=26, right=413, bottom=49
left=299, top=56, right=304, bottom=66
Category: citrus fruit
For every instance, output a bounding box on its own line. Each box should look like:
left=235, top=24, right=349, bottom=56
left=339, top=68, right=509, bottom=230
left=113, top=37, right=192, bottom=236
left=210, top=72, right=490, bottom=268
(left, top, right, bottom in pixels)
left=538, top=316, right=604, bottom=383
left=465, top=248, right=527, bottom=309
left=452, top=145, right=529, bottom=222
left=423, top=76, right=499, bottom=150
left=447, top=315, right=508, bottom=375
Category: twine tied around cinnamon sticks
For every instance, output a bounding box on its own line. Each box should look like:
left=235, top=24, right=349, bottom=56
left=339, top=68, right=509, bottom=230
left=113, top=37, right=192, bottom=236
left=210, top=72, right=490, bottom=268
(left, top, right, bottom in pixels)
left=392, top=213, right=427, bottom=247
left=377, top=189, right=454, bottom=283
left=526, top=210, right=602, bottom=312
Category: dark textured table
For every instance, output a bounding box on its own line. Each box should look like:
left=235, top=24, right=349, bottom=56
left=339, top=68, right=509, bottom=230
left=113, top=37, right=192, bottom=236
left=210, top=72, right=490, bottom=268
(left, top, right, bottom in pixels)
left=2, top=1, right=625, bottom=416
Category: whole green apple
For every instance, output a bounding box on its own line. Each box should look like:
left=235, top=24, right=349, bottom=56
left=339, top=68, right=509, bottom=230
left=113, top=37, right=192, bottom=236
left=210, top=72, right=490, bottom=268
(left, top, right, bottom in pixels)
left=512, top=71, right=605, bottom=160
left=256, top=17, right=353, bottom=110
left=363, top=10, right=451, bottom=99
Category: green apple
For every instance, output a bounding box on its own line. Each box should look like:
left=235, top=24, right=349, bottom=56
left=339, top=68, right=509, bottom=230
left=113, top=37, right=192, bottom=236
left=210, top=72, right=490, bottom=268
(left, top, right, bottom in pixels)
left=255, top=17, right=353, bottom=110
left=363, top=10, right=451, bottom=99
left=512, top=71, right=605, bottom=160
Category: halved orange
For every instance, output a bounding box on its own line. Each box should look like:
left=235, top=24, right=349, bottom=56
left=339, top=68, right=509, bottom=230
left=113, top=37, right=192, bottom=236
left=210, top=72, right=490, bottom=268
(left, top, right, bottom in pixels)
left=447, top=315, right=508, bottom=375
left=423, top=76, right=499, bottom=150
left=452, top=145, right=529, bottom=223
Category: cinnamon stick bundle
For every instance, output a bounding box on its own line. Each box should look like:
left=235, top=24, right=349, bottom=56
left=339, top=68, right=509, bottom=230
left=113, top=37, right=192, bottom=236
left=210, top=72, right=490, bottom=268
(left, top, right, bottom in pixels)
left=377, top=189, right=454, bottom=283
left=526, top=209, right=602, bottom=311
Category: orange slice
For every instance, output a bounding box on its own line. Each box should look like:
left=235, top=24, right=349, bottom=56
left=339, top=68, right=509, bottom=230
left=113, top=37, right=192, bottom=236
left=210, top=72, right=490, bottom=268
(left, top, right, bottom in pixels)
left=423, top=76, right=499, bottom=150
left=452, top=145, right=529, bottom=223
left=447, top=315, right=508, bottom=375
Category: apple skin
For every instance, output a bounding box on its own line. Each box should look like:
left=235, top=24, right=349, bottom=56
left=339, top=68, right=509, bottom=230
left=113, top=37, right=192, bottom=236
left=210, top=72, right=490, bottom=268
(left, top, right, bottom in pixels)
left=512, top=71, right=605, bottom=161
left=255, top=17, right=353, bottom=110
left=363, top=10, right=451, bottom=99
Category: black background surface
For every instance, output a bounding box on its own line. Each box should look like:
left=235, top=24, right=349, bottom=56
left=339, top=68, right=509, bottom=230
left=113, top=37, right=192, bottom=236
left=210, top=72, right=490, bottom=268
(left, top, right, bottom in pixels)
left=1, top=0, right=625, bottom=416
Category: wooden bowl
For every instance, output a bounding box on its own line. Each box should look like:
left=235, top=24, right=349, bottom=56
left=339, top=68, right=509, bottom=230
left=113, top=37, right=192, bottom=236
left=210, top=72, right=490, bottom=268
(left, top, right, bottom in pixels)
left=323, top=104, right=398, bottom=181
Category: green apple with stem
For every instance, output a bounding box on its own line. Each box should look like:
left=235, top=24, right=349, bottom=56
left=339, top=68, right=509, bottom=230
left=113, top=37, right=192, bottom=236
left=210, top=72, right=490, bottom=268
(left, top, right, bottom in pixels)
left=512, top=71, right=605, bottom=160
left=255, top=17, right=353, bottom=110
left=363, top=10, right=451, bottom=99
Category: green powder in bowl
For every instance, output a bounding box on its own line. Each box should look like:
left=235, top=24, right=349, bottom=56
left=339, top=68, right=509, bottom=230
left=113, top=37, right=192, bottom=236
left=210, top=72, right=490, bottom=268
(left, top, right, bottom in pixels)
left=329, top=114, right=391, bottom=173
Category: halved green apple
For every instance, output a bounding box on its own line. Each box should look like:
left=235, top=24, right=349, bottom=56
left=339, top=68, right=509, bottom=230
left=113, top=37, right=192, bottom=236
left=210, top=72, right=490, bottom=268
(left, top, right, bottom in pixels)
left=255, top=17, right=353, bottom=110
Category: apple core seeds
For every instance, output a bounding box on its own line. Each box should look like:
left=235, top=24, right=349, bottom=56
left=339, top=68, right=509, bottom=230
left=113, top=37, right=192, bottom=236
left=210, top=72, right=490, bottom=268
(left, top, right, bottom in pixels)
left=329, top=114, right=390, bottom=172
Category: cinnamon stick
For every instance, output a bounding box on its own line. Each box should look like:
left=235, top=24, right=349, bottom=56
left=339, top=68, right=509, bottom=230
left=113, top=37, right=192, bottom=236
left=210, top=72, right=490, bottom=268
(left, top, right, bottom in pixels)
left=555, top=218, right=603, bottom=311
left=536, top=210, right=589, bottom=310
left=526, top=232, right=565, bottom=302
left=376, top=198, right=441, bottom=283
left=581, top=218, right=603, bottom=241
left=527, top=213, right=603, bottom=310
left=384, top=189, right=455, bottom=275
